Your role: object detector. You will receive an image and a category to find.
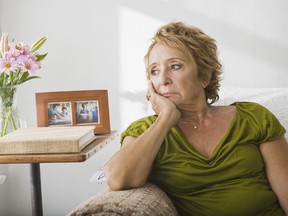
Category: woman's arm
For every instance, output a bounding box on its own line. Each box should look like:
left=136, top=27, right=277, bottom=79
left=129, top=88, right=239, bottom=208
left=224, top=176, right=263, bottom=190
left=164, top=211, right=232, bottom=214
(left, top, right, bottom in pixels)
left=260, top=135, right=288, bottom=214
left=103, top=112, right=177, bottom=190
left=103, top=82, right=181, bottom=191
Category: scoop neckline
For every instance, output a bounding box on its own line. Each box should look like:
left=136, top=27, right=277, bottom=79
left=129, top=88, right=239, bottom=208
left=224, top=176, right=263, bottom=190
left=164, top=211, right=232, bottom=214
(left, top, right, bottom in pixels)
left=174, top=103, right=239, bottom=161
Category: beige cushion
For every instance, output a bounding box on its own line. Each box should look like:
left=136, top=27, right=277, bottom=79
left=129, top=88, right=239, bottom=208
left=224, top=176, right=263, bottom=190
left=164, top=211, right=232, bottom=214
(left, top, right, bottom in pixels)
left=68, top=183, right=179, bottom=216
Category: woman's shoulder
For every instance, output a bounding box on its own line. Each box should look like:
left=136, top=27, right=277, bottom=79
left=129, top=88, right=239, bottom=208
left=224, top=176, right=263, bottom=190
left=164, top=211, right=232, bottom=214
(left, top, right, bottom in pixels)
left=230, top=102, right=286, bottom=142
left=230, top=101, right=271, bottom=113
left=230, top=101, right=283, bottom=129
left=120, top=115, right=157, bottom=143
left=129, top=115, right=158, bottom=126
left=214, top=101, right=275, bottom=125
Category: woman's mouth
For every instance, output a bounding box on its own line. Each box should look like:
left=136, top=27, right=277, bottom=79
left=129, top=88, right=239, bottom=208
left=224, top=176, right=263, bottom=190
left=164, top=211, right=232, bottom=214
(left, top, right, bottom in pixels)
left=161, top=92, right=175, bottom=97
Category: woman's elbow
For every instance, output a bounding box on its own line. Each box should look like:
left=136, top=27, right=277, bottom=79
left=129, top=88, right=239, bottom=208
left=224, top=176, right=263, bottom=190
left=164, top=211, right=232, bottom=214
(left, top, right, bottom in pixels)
left=103, top=164, right=127, bottom=190
left=103, top=165, right=146, bottom=191
left=106, top=178, right=128, bottom=191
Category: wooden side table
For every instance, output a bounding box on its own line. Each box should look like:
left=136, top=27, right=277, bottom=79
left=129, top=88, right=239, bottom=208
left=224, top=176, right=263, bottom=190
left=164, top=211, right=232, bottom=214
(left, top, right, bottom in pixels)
left=0, top=130, right=118, bottom=216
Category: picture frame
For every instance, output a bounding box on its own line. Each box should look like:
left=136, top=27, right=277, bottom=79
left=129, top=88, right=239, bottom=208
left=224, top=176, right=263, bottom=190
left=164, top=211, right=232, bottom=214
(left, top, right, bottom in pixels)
left=35, top=90, right=110, bottom=134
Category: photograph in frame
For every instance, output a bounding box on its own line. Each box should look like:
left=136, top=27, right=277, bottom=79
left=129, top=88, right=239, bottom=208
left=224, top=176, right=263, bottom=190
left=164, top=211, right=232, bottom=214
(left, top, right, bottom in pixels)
left=47, top=101, right=72, bottom=126
left=36, top=90, right=110, bottom=134
left=75, top=100, right=100, bottom=125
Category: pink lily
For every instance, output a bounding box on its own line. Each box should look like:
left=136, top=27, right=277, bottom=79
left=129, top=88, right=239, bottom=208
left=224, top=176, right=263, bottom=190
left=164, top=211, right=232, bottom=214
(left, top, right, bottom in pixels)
left=20, top=56, right=40, bottom=75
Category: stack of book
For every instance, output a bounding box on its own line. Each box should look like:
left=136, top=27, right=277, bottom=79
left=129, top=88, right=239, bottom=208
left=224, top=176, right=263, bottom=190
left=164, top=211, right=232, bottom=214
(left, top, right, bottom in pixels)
left=0, top=126, right=96, bottom=154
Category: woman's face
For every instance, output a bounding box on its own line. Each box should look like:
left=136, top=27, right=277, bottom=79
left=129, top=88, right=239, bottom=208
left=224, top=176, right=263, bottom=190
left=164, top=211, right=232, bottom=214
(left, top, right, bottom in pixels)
left=147, top=43, right=206, bottom=106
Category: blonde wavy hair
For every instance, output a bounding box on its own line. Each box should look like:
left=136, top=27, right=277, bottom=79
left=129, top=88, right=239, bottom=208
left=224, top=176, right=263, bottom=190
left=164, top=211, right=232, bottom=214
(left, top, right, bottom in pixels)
left=144, top=22, right=222, bottom=104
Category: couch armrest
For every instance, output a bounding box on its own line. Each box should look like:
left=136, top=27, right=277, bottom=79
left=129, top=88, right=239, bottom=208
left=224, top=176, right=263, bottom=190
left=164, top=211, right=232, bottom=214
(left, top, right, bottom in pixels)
left=68, top=183, right=179, bottom=216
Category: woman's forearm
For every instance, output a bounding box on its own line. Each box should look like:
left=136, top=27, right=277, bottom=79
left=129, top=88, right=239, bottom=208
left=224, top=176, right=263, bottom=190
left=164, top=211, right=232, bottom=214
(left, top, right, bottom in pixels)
left=103, top=112, right=177, bottom=190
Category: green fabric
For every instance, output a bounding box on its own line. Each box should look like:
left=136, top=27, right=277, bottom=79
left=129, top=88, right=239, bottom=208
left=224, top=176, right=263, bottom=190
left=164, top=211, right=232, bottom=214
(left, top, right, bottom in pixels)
left=120, top=102, right=286, bottom=216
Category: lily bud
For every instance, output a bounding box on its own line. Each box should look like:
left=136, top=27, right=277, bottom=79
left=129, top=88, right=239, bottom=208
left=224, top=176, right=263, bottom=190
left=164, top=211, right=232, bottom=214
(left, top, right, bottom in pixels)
left=0, top=32, right=9, bottom=57
left=30, top=36, right=47, bottom=53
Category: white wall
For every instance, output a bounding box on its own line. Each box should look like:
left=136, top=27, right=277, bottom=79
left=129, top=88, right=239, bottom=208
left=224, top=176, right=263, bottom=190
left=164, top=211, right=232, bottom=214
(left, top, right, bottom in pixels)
left=0, top=0, right=287, bottom=215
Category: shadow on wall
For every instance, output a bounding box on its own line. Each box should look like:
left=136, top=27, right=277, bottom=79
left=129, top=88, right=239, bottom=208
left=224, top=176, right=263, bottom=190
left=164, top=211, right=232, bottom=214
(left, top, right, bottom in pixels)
left=120, top=90, right=151, bottom=114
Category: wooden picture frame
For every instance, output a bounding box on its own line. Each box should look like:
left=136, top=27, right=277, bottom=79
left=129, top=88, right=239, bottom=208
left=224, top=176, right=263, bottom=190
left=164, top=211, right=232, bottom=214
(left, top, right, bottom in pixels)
left=35, top=90, right=110, bottom=134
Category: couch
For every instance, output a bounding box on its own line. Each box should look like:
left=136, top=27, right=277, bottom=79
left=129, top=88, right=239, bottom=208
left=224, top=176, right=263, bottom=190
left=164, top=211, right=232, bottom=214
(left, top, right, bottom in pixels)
left=68, top=182, right=179, bottom=216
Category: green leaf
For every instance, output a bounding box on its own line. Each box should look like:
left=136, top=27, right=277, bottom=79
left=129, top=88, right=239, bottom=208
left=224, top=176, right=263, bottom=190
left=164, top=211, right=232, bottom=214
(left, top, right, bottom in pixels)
left=18, top=75, right=41, bottom=84
left=20, top=71, right=30, bottom=79
left=35, top=53, right=48, bottom=61
left=22, top=76, right=41, bottom=82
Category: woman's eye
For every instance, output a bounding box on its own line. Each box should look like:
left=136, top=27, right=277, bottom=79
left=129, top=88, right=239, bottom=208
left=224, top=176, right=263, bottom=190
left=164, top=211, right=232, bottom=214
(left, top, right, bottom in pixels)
left=171, top=64, right=181, bottom=70
left=150, top=69, right=158, bottom=76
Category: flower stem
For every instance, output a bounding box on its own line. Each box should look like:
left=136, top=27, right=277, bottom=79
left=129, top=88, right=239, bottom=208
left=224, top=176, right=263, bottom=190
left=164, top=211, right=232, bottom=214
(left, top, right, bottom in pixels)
left=2, top=114, right=8, bottom=136
left=0, top=86, right=19, bottom=137
left=9, top=110, right=17, bottom=130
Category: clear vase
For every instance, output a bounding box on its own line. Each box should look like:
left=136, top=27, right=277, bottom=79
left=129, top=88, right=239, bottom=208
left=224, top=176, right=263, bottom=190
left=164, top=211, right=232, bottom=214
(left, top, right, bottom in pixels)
left=0, top=86, right=27, bottom=137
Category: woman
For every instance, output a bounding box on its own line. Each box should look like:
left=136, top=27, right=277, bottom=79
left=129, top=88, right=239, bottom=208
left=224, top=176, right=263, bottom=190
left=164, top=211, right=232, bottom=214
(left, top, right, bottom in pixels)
left=104, top=22, right=288, bottom=215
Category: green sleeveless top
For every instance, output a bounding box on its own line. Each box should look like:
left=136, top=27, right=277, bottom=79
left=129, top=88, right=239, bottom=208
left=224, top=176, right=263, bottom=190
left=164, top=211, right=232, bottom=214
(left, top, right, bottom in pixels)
left=120, top=102, right=286, bottom=216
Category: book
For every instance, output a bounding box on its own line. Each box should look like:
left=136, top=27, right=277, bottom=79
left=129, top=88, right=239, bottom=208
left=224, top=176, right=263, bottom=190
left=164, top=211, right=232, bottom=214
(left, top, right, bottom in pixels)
left=0, top=126, right=96, bottom=154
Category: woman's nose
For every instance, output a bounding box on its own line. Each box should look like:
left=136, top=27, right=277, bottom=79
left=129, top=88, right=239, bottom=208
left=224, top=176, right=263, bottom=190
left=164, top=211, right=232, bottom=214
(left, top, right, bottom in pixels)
left=159, top=70, right=172, bottom=85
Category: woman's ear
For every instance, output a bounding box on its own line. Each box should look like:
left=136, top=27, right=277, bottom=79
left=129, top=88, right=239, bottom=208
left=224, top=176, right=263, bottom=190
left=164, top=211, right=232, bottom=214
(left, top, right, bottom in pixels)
left=202, top=68, right=212, bottom=88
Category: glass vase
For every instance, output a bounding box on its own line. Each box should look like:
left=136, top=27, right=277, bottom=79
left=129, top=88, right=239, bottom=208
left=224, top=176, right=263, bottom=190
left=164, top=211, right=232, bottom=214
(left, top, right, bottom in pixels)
left=0, top=86, right=27, bottom=137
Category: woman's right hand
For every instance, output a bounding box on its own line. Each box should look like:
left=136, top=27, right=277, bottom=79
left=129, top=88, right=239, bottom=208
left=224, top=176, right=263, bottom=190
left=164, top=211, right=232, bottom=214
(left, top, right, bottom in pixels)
left=146, top=81, right=181, bottom=126
left=104, top=81, right=181, bottom=190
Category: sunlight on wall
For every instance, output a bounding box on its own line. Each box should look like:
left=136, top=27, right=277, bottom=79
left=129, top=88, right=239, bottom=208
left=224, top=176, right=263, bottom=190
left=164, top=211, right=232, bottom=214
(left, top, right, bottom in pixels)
left=182, top=0, right=288, bottom=88
left=118, top=7, right=163, bottom=129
